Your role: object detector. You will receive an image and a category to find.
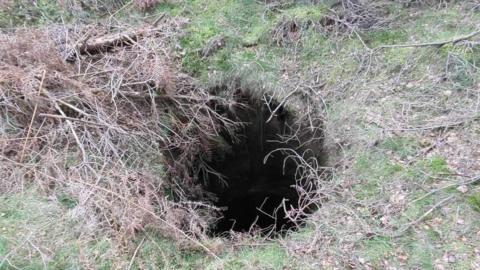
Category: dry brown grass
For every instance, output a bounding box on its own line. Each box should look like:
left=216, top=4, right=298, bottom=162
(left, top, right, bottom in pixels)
left=0, top=18, right=233, bottom=253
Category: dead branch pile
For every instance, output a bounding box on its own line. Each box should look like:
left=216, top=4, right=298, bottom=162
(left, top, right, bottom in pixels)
left=0, top=18, right=233, bottom=248
left=322, top=0, right=390, bottom=35
left=271, top=0, right=391, bottom=46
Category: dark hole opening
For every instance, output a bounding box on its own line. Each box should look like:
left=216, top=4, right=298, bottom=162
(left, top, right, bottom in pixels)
left=200, top=91, right=322, bottom=235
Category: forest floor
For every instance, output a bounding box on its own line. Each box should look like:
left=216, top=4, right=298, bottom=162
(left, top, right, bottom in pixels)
left=1, top=1, right=480, bottom=269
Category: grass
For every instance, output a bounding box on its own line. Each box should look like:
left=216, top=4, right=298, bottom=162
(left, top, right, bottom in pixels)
left=0, top=190, right=294, bottom=269
left=0, top=191, right=80, bottom=269
left=467, top=192, right=480, bottom=212
left=379, top=136, right=420, bottom=158
left=0, top=0, right=65, bottom=28
left=2, top=0, right=480, bottom=269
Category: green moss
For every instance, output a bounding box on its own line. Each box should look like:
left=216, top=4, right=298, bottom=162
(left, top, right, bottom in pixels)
left=180, top=23, right=223, bottom=74
left=0, top=192, right=119, bottom=269
left=440, top=48, right=479, bottom=89
left=394, top=192, right=434, bottom=228
left=48, top=244, right=80, bottom=269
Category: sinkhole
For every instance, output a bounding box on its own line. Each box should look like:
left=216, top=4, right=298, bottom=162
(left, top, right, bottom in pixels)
left=199, top=90, right=325, bottom=235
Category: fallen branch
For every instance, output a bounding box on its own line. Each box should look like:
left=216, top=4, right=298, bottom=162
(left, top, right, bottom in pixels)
left=77, top=28, right=152, bottom=54
left=375, top=29, right=480, bottom=50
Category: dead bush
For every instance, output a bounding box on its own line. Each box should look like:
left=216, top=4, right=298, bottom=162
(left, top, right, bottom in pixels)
left=0, top=19, right=229, bottom=251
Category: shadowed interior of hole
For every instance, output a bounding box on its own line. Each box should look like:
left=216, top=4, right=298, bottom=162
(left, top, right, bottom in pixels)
left=201, top=92, right=308, bottom=235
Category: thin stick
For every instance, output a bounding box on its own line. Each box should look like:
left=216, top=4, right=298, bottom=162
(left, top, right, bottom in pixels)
left=395, top=195, right=454, bottom=237
left=127, top=237, right=145, bottom=270
left=108, top=0, right=133, bottom=20
left=388, top=114, right=480, bottom=131
left=409, top=174, right=480, bottom=205
left=53, top=101, right=87, bottom=162
left=376, top=29, right=480, bottom=49
left=265, top=86, right=299, bottom=123
left=27, top=239, right=48, bottom=270
left=38, top=113, right=103, bottom=126
left=20, top=70, right=46, bottom=162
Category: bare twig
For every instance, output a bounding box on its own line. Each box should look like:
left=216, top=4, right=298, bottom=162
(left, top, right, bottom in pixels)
left=409, top=174, right=480, bottom=204
left=376, top=29, right=480, bottom=49
left=265, top=86, right=299, bottom=123
left=127, top=237, right=145, bottom=270
left=19, top=69, right=46, bottom=163
left=394, top=195, right=454, bottom=237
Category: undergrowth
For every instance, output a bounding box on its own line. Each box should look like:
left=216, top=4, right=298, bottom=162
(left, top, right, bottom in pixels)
left=1, top=0, right=480, bottom=269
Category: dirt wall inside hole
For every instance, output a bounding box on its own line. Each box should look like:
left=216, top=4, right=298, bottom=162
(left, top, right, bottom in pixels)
left=198, top=87, right=326, bottom=233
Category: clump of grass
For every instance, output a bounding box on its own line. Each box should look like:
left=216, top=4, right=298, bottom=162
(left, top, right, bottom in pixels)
left=466, top=192, right=480, bottom=212
left=380, top=136, right=420, bottom=158
left=361, top=236, right=394, bottom=266
left=0, top=0, right=66, bottom=28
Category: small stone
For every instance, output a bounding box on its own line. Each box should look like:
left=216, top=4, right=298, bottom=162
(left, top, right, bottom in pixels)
left=443, top=253, right=456, bottom=263
left=448, top=255, right=456, bottom=263
left=457, top=185, right=468, bottom=193
left=406, top=82, right=414, bottom=89
left=380, top=216, right=389, bottom=225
